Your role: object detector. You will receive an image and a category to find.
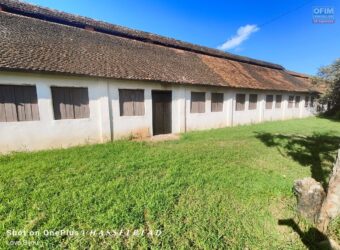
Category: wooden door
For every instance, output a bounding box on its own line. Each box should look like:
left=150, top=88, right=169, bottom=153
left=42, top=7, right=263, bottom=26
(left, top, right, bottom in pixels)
left=152, top=91, right=172, bottom=135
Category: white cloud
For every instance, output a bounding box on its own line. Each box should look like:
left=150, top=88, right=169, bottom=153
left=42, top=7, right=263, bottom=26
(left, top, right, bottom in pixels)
left=217, top=24, right=259, bottom=51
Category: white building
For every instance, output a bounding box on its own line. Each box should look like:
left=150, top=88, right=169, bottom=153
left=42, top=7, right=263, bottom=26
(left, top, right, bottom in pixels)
left=0, top=0, right=319, bottom=153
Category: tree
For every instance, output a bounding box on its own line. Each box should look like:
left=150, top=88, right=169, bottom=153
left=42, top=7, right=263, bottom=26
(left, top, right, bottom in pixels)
left=315, top=58, right=340, bottom=117
left=294, top=149, right=340, bottom=249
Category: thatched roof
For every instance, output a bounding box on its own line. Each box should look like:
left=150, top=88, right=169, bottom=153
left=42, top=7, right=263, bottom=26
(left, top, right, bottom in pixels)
left=0, top=0, right=318, bottom=93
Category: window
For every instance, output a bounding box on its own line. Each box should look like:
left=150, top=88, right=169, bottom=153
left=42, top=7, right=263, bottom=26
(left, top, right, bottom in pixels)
left=310, top=96, right=315, bottom=107
left=248, top=94, right=257, bottom=110
left=211, top=93, right=223, bottom=112
left=275, top=95, right=282, bottom=109
left=51, top=87, right=90, bottom=120
left=119, top=89, right=145, bottom=116
left=266, top=95, right=274, bottom=109
left=288, top=96, right=294, bottom=108
left=191, top=92, right=205, bottom=113
left=235, top=94, right=246, bottom=111
left=0, top=85, right=39, bottom=122
left=295, top=96, right=300, bottom=108
left=305, top=96, right=309, bottom=107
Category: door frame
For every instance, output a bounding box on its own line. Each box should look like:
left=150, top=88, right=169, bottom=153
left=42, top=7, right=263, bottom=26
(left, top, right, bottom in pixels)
left=152, top=90, right=172, bottom=135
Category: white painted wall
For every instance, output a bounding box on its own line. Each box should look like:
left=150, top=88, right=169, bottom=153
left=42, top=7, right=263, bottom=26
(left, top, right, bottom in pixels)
left=0, top=71, right=317, bottom=153
left=232, top=90, right=263, bottom=126
left=185, top=86, right=229, bottom=131
left=263, top=95, right=282, bottom=122
left=108, top=80, right=183, bottom=139
left=285, top=95, right=301, bottom=119
left=301, top=96, right=318, bottom=117
left=0, top=72, right=110, bottom=153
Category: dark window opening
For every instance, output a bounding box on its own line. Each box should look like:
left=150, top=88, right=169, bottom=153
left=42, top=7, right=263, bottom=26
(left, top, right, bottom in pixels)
left=0, top=85, right=39, bottom=122
left=191, top=92, right=206, bottom=113
left=275, top=95, right=282, bottom=109
left=211, top=93, right=223, bottom=112
left=266, top=95, right=274, bottom=109
left=295, top=96, right=301, bottom=108
left=51, top=86, right=90, bottom=120
left=119, top=89, right=145, bottom=116
left=288, top=96, right=294, bottom=108
left=248, top=94, right=257, bottom=110
left=236, top=94, right=246, bottom=111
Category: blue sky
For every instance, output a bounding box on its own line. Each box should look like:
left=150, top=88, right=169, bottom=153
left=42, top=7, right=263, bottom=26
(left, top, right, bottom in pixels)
left=24, top=0, right=339, bottom=75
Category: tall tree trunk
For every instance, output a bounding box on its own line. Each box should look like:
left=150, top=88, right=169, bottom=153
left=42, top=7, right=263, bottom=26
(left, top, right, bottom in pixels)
left=293, top=149, right=340, bottom=249
left=317, top=149, right=340, bottom=233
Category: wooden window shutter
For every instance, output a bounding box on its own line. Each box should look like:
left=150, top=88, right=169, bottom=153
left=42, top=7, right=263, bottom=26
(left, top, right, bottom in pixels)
left=288, top=96, right=294, bottom=108
left=275, top=95, right=282, bottom=108
left=235, top=94, right=245, bottom=111
left=64, top=88, right=75, bottom=119
left=119, top=89, right=133, bottom=116
left=0, top=87, right=6, bottom=122
left=51, top=87, right=89, bottom=120
left=248, top=94, right=257, bottom=110
left=305, top=96, right=309, bottom=107
left=191, top=92, right=205, bottom=113
left=0, top=85, right=17, bottom=122
left=310, top=96, right=315, bottom=107
left=51, top=87, right=63, bottom=120
left=133, top=90, right=145, bottom=116
left=265, top=95, right=273, bottom=109
left=295, top=96, right=301, bottom=108
left=0, top=85, right=39, bottom=122
left=73, top=87, right=90, bottom=119
left=119, top=89, right=145, bottom=116
left=211, top=93, right=223, bottom=112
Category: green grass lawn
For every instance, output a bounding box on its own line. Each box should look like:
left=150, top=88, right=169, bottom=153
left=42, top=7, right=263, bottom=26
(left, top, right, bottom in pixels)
left=1, top=117, right=340, bottom=249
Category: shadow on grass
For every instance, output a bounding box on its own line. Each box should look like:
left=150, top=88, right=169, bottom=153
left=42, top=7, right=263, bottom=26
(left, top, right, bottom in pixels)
left=278, top=219, right=332, bottom=250
left=255, top=132, right=340, bottom=189
left=318, top=111, right=340, bottom=122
